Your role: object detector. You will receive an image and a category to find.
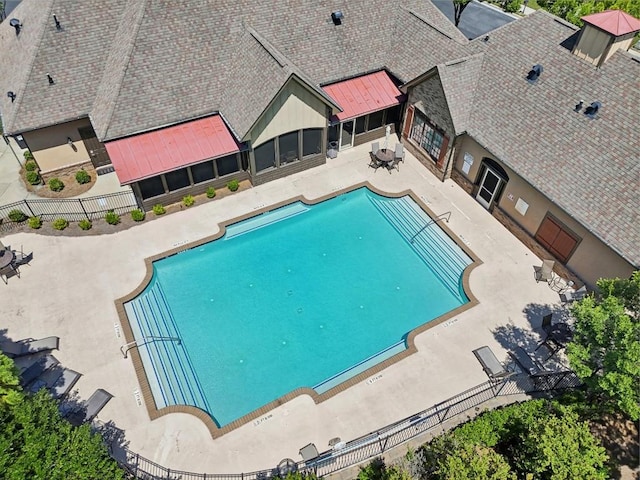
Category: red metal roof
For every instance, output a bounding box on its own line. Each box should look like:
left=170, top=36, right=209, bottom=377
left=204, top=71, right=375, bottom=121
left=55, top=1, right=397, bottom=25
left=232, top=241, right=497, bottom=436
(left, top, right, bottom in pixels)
left=322, top=71, right=406, bottom=122
left=581, top=10, right=640, bottom=36
left=105, top=115, right=240, bottom=184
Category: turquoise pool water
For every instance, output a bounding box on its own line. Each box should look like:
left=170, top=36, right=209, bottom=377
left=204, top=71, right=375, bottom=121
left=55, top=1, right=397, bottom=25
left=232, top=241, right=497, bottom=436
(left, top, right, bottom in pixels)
left=125, top=188, right=472, bottom=427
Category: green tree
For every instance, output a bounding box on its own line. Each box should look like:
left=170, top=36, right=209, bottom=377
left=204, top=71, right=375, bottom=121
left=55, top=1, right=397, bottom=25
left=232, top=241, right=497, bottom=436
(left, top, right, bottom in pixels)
left=518, top=409, right=608, bottom=479
left=0, top=389, right=123, bottom=479
left=453, top=0, right=473, bottom=26
left=435, top=442, right=514, bottom=479
left=566, top=293, right=640, bottom=420
left=597, top=270, right=640, bottom=319
left=0, top=354, right=22, bottom=408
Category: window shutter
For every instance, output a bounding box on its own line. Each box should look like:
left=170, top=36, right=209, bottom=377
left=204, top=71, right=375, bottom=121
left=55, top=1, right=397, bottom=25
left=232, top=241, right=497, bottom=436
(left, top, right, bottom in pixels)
left=438, top=134, right=450, bottom=164
left=402, top=105, right=414, bottom=139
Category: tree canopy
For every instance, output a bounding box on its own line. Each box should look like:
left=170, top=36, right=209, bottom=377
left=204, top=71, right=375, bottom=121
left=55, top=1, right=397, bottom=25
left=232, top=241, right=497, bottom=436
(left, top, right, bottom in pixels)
left=566, top=274, right=640, bottom=420
left=453, top=0, right=473, bottom=26
left=0, top=353, right=124, bottom=479
left=538, top=0, right=640, bottom=27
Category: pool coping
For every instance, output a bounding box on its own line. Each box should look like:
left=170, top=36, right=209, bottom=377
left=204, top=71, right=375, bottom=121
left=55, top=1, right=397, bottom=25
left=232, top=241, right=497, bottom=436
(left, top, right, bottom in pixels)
left=114, top=181, right=482, bottom=438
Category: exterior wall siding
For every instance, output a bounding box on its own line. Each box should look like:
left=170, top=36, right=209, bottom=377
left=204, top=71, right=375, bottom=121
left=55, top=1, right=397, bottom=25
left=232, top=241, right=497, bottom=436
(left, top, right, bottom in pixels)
left=353, top=124, right=397, bottom=147
left=22, top=118, right=93, bottom=173
left=250, top=78, right=327, bottom=147
left=252, top=153, right=325, bottom=186
left=452, top=135, right=634, bottom=287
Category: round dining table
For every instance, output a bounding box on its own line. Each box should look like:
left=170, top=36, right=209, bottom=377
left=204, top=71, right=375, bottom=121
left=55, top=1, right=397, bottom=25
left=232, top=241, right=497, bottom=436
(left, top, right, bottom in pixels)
left=0, top=249, right=15, bottom=270
left=375, top=148, right=394, bottom=165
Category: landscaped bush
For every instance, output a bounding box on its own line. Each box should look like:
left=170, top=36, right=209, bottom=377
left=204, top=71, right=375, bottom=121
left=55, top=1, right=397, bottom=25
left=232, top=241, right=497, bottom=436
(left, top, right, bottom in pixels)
left=27, top=216, right=42, bottom=229
left=206, top=186, right=216, bottom=198
left=23, top=150, right=34, bottom=161
left=26, top=171, right=40, bottom=185
left=152, top=204, right=166, bottom=215
left=52, top=218, right=68, bottom=230
left=48, top=178, right=64, bottom=192
left=105, top=210, right=120, bottom=225
left=24, top=160, right=37, bottom=172
left=78, top=219, right=92, bottom=230
left=182, top=195, right=195, bottom=207
left=8, top=209, right=27, bottom=223
left=504, top=0, right=522, bottom=12
left=131, top=209, right=145, bottom=222
left=75, top=169, right=91, bottom=184
left=227, top=179, right=239, bottom=192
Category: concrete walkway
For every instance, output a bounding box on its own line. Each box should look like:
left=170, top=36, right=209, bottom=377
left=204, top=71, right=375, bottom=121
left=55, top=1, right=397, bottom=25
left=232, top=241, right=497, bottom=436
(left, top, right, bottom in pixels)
left=0, top=138, right=568, bottom=474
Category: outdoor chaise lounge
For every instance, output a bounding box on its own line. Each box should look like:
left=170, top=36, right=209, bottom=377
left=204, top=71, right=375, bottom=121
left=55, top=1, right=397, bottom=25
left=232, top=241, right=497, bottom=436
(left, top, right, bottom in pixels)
left=508, top=346, right=544, bottom=376
left=20, top=354, right=59, bottom=386
left=472, top=346, right=511, bottom=379
left=28, top=365, right=81, bottom=399
left=560, top=285, right=588, bottom=303
left=63, top=388, right=113, bottom=426
left=0, top=336, right=60, bottom=358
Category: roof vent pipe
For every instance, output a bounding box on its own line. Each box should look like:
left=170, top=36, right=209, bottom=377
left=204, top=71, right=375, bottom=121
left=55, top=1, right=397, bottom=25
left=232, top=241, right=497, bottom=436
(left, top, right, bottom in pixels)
left=584, top=101, right=601, bottom=119
left=331, top=11, right=343, bottom=26
left=9, top=18, right=22, bottom=35
left=7, top=91, right=16, bottom=103
left=526, top=64, right=543, bottom=83
left=53, top=13, right=61, bottom=30
left=574, top=100, right=584, bottom=112
left=47, top=74, right=55, bottom=85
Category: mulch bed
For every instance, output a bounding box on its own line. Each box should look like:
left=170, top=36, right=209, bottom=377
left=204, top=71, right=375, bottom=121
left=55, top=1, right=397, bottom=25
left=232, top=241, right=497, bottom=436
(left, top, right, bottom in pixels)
left=22, top=165, right=97, bottom=198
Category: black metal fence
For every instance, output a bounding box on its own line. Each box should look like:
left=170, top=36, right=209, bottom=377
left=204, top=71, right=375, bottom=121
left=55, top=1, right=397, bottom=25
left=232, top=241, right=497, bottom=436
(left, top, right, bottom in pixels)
left=0, top=191, right=139, bottom=233
left=111, top=370, right=582, bottom=480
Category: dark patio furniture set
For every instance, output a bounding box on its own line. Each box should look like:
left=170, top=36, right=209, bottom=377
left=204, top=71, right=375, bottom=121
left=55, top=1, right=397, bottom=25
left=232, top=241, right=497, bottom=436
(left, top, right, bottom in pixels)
left=369, top=142, right=405, bottom=172
left=0, top=243, right=33, bottom=284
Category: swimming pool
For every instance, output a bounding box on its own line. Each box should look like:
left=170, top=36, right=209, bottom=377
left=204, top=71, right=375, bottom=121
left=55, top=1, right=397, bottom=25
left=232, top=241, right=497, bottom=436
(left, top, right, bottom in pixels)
left=122, top=187, right=476, bottom=431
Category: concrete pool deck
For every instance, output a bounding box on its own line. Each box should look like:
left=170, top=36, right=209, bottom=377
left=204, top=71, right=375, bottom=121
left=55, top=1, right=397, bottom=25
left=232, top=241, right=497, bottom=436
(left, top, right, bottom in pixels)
left=0, top=139, right=566, bottom=474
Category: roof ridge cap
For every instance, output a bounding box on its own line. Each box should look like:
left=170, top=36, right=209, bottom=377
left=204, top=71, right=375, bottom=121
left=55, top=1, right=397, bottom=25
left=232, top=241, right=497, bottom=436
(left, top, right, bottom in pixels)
left=95, top=0, right=151, bottom=141
left=405, top=8, right=467, bottom=44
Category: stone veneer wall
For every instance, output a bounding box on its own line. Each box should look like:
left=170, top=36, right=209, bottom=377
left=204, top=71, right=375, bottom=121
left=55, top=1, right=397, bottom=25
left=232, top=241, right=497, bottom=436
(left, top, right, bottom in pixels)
left=40, top=161, right=94, bottom=183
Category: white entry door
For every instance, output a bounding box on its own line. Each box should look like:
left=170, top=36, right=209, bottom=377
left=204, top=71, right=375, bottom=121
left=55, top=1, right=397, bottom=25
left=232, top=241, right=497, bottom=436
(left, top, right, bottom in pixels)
left=476, top=167, right=502, bottom=209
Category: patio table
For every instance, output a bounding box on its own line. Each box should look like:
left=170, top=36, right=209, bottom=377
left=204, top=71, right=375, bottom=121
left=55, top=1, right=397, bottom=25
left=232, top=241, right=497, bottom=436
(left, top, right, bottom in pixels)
left=0, top=248, right=15, bottom=270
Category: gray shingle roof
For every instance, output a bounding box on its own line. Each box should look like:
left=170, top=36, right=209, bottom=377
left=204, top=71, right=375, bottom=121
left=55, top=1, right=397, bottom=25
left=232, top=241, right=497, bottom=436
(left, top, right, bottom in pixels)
left=461, top=11, right=640, bottom=266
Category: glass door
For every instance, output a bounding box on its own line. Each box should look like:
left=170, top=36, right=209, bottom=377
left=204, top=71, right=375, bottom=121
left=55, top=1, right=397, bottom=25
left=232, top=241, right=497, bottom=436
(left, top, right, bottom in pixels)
left=340, top=121, right=354, bottom=150
left=476, top=167, right=502, bottom=209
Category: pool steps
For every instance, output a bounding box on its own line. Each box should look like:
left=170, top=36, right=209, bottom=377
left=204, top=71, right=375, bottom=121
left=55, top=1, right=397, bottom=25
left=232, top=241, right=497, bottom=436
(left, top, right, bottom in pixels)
left=124, top=284, right=210, bottom=413
left=367, top=194, right=471, bottom=301
left=225, top=202, right=310, bottom=240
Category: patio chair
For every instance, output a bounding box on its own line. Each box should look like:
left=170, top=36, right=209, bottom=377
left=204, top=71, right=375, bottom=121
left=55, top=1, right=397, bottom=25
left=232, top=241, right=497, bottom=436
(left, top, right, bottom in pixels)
left=541, top=313, right=553, bottom=333
left=371, top=141, right=379, bottom=156
left=560, top=285, right=587, bottom=303
left=394, top=143, right=405, bottom=163
left=0, top=336, right=60, bottom=358
left=12, top=245, right=33, bottom=267
left=472, top=346, right=511, bottom=379
left=369, top=153, right=383, bottom=171
left=0, top=264, right=20, bottom=284
left=508, top=346, right=544, bottom=376
left=534, top=259, right=555, bottom=283
left=20, top=354, right=59, bottom=386
left=299, top=442, right=320, bottom=462
left=386, top=157, right=399, bottom=173
left=63, top=388, right=113, bottom=426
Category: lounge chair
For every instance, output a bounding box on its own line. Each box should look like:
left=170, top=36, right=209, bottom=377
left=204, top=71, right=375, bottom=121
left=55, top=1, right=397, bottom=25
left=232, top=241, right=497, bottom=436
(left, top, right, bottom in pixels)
left=394, top=143, right=405, bottom=163
left=535, top=259, right=555, bottom=283
left=508, top=346, right=544, bottom=375
left=28, top=365, right=81, bottom=399
left=299, top=442, right=320, bottom=462
left=64, top=388, right=113, bottom=426
left=560, top=285, right=587, bottom=303
left=0, top=336, right=60, bottom=358
left=472, top=346, right=511, bottom=379
left=20, top=354, right=59, bottom=386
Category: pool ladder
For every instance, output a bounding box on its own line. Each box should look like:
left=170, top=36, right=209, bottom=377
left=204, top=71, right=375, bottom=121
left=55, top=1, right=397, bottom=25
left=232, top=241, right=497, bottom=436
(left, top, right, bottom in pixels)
left=120, top=336, right=182, bottom=359
left=409, top=211, right=451, bottom=243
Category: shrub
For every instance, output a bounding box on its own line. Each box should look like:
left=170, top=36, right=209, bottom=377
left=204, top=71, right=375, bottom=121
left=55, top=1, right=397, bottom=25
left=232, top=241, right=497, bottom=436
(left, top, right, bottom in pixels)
left=8, top=209, right=27, bottom=223
left=206, top=186, right=216, bottom=199
left=26, top=171, right=40, bottom=185
left=27, top=216, right=42, bottom=229
left=130, top=209, right=145, bottom=222
left=52, top=218, right=68, bottom=230
left=75, top=169, right=91, bottom=184
left=504, top=0, right=522, bottom=12
left=105, top=210, right=120, bottom=225
left=24, top=160, right=37, bottom=172
left=48, top=178, right=64, bottom=192
left=152, top=204, right=166, bottom=215
left=78, top=219, right=92, bottom=230
left=182, top=195, right=195, bottom=207
left=23, top=150, right=34, bottom=161
left=227, top=179, right=239, bottom=192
